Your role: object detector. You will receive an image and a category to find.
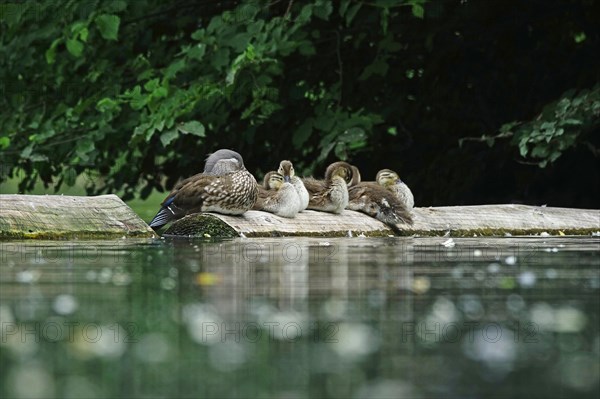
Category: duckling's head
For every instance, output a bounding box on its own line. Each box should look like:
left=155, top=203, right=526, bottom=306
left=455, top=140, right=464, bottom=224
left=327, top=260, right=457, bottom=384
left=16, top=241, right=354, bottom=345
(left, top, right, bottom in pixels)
left=325, top=161, right=353, bottom=183
left=376, top=169, right=400, bottom=187
left=263, top=171, right=285, bottom=190
left=277, top=160, right=295, bottom=183
left=204, top=149, right=245, bottom=174
left=349, top=165, right=362, bottom=187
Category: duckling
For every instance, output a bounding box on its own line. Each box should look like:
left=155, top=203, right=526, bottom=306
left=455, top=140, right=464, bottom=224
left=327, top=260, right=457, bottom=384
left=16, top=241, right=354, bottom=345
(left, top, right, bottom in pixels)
left=349, top=165, right=362, bottom=186
left=348, top=180, right=413, bottom=227
left=149, top=153, right=258, bottom=229
left=252, top=172, right=301, bottom=218
left=302, top=161, right=352, bottom=214
left=277, top=160, right=309, bottom=212
left=376, top=169, right=415, bottom=210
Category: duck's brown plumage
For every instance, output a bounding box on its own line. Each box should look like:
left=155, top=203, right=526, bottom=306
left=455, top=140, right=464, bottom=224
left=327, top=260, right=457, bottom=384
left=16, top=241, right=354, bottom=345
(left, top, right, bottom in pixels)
left=347, top=181, right=413, bottom=227
left=149, top=152, right=257, bottom=229
left=303, top=161, right=353, bottom=214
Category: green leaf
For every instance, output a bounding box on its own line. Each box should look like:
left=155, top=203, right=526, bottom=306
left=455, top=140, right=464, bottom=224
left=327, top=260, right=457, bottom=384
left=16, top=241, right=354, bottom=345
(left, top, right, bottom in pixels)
left=297, top=5, right=313, bottom=23
left=188, top=44, right=206, bottom=60
left=66, top=39, right=84, bottom=57
left=359, top=58, right=389, bottom=80
left=76, top=139, right=95, bottom=161
left=191, top=29, right=205, bottom=40
left=45, top=39, right=60, bottom=64
left=0, top=137, right=10, bottom=149
left=95, top=14, right=120, bottom=41
left=339, top=0, right=351, bottom=17
left=96, top=98, right=120, bottom=113
left=381, top=8, right=389, bottom=35
left=573, top=32, right=586, bottom=43
left=412, top=4, right=425, bottom=19
left=293, top=119, right=313, bottom=148
left=178, top=121, right=205, bottom=137
left=144, top=79, right=160, bottom=92
left=518, top=140, right=529, bottom=157
left=107, top=0, right=127, bottom=12
left=345, top=4, right=361, bottom=26
left=334, top=142, right=347, bottom=160
left=20, top=145, right=33, bottom=159
left=314, top=0, right=333, bottom=20
left=160, top=130, right=179, bottom=147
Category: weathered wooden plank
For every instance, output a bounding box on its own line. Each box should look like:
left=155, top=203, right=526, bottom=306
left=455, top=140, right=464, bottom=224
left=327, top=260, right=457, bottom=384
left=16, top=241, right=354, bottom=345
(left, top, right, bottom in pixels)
left=164, top=205, right=600, bottom=238
left=398, top=204, right=600, bottom=236
left=0, top=194, right=156, bottom=239
left=164, top=210, right=394, bottom=237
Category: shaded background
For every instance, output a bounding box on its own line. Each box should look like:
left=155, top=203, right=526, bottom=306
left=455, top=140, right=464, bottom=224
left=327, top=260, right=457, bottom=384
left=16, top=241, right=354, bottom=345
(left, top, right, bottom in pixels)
left=1, top=0, right=598, bottom=208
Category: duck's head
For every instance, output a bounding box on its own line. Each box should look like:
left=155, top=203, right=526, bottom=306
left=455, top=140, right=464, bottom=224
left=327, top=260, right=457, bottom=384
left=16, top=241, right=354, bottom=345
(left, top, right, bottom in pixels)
left=277, top=160, right=295, bottom=183
left=263, top=171, right=285, bottom=190
left=204, top=149, right=245, bottom=174
left=211, top=158, right=244, bottom=175
left=325, top=161, right=353, bottom=183
left=376, top=169, right=401, bottom=187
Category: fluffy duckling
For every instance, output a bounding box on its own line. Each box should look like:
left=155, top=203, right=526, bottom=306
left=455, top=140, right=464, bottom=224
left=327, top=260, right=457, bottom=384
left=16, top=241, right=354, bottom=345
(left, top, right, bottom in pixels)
left=149, top=151, right=258, bottom=229
left=348, top=181, right=413, bottom=227
left=345, top=164, right=413, bottom=227
left=252, top=172, right=301, bottom=218
left=302, top=161, right=352, bottom=214
left=376, top=169, right=415, bottom=210
left=349, top=165, right=361, bottom=187
left=277, top=160, right=309, bottom=212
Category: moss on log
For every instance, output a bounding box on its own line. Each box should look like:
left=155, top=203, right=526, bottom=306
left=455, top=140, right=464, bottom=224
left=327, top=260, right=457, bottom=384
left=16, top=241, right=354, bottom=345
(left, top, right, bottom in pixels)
left=0, top=194, right=155, bottom=239
left=164, top=205, right=599, bottom=238
left=164, top=210, right=394, bottom=238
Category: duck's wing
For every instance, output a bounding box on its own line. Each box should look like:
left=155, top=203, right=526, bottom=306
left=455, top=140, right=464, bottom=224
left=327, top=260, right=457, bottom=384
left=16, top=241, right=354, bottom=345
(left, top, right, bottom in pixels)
left=160, top=172, right=204, bottom=206
left=301, top=177, right=327, bottom=195
left=150, top=174, right=218, bottom=229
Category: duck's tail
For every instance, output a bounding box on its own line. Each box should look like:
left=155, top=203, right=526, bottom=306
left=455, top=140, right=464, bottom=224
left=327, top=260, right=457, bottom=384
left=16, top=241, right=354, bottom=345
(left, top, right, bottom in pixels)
left=149, top=197, right=181, bottom=230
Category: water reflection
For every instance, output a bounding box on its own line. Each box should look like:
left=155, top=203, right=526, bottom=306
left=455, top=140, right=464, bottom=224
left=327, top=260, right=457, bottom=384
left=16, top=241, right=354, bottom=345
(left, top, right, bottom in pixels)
left=0, top=237, right=599, bottom=398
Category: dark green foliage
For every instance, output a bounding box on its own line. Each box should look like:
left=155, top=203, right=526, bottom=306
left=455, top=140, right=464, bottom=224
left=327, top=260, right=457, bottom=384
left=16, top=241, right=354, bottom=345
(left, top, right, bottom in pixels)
left=1, top=0, right=598, bottom=205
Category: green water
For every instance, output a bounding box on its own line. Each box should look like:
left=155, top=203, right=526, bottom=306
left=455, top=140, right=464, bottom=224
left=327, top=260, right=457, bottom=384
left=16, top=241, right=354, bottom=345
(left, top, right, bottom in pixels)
left=1, top=237, right=598, bottom=399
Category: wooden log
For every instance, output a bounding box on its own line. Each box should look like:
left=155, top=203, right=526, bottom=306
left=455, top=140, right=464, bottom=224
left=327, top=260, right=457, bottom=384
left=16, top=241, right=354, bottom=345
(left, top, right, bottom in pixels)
left=164, top=205, right=600, bottom=238
left=398, top=204, right=600, bottom=236
left=0, top=194, right=156, bottom=239
left=164, top=210, right=393, bottom=237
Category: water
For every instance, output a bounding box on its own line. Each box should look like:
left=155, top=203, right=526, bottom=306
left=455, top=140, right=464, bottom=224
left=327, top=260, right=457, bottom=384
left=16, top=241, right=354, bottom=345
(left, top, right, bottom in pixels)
left=1, top=237, right=598, bottom=399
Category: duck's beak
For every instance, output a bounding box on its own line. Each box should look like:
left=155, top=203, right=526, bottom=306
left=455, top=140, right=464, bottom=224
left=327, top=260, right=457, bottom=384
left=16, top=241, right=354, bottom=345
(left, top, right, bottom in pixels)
left=284, top=175, right=291, bottom=183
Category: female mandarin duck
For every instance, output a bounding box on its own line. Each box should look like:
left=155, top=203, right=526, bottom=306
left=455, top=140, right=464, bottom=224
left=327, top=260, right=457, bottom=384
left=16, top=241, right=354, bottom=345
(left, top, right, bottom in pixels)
left=302, top=161, right=352, bottom=214
left=252, top=171, right=301, bottom=218
left=347, top=164, right=413, bottom=226
left=277, top=160, right=309, bottom=212
left=149, top=149, right=258, bottom=229
left=376, top=169, right=415, bottom=210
